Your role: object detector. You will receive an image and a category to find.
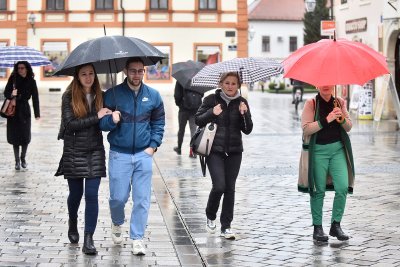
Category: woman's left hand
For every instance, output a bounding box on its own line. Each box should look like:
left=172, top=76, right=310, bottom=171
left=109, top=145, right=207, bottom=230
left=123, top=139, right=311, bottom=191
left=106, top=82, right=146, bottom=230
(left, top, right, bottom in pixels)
left=239, top=101, right=248, bottom=115
left=35, top=117, right=40, bottom=121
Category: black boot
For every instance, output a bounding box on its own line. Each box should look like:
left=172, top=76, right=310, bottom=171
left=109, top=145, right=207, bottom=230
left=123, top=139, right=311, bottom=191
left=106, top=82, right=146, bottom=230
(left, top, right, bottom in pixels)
left=82, top=232, right=97, bottom=255
left=15, top=159, right=21, bottom=171
left=329, top=221, right=349, bottom=241
left=173, top=146, right=181, bottom=155
left=21, top=157, right=27, bottom=169
left=68, top=219, right=79, bottom=244
left=313, top=225, right=328, bottom=242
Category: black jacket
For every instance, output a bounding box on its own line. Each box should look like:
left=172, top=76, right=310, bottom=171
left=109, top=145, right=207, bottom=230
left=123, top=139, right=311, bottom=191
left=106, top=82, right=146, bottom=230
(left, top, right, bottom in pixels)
left=4, top=75, right=40, bottom=145
left=195, top=89, right=253, bottom=153
left=59, top=91, right=106, bottom=179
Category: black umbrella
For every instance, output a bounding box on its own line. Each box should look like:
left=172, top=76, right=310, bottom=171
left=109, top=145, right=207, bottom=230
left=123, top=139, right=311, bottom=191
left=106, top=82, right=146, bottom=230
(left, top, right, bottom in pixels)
left=53, top=35, right=166, bottom=76
left=172, top=60, right=212, bottom=94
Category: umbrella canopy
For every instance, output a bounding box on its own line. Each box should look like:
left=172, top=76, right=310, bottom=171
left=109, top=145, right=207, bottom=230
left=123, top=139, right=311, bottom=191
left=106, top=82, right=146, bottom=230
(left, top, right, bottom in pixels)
left=283, top=38, right=390, bottom=87
left=191, top=57, right=283, bottom=88
left=0, top=46, right=51, bottom=68
left=172, top=60, right=205, bottom=88
left=53, top=35, right=166, bottom=76
left=172, top=60, right=212, bottom=94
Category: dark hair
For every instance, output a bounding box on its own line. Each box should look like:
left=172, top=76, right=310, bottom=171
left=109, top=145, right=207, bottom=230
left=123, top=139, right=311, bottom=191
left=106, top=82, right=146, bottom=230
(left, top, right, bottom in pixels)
left=11, top=61, right=34, bottom=79
left=219, top=72, right=241, bottom=89
left=125, top=57, right=145, bottom=69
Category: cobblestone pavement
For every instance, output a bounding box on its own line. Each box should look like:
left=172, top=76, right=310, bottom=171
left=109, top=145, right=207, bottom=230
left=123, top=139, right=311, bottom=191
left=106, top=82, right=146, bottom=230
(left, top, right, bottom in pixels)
left=0, top=90, right=400, bottom=266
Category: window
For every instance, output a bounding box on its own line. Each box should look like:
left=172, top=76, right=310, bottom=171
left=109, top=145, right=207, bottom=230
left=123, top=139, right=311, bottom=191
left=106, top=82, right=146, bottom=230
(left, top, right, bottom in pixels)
left=196, top=45, right=220, bottom=64
left=42, top=41, right=68, bottom=77
left=289, top=36, right=297, bottom=52
left=46, top=0, right=64, bottom=10
left=0, top=42, right=7, bottom=78
left=146, top=45, right=171, bottom=81
left=199, top=0, right=217, bottom=10
left=341, top=0, right=347, bottom=4
left=262, top=36, right=270, bottom=52
left=150, top=0, right=168, bottom=9
left=96, top=0, right=113, bottom=10
left=0, top=0, right=6, bottom=10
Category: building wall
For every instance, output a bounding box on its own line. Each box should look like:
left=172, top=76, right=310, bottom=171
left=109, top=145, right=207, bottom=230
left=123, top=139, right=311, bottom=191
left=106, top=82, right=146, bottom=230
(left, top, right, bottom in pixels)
left=0, top=0, right=248, bottom=93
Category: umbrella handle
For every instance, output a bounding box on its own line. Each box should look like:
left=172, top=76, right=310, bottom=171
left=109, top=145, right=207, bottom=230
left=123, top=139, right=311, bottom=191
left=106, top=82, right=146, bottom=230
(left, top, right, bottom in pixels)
left=333, top=99, right=345, bottom=124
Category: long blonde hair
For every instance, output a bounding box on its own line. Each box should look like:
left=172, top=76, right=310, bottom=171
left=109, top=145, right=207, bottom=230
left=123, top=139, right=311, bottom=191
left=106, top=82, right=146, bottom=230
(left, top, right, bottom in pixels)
left=66, top=63, right=103, bottom=118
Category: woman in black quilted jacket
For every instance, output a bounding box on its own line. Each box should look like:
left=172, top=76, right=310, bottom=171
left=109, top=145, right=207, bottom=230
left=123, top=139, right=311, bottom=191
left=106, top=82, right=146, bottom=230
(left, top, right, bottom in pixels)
left=58, top=63, right=111, bottom=255
left=195, top=72, right=253, bottom=240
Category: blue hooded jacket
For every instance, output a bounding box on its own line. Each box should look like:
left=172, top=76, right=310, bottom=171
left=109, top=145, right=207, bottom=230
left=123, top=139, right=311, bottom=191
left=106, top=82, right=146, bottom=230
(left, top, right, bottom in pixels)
left=100, top=79, right=165, bottom=154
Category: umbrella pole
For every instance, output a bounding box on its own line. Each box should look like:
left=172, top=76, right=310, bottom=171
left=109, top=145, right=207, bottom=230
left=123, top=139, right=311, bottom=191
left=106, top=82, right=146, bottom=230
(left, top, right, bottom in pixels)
left=334, top=85, right=345, bottom=123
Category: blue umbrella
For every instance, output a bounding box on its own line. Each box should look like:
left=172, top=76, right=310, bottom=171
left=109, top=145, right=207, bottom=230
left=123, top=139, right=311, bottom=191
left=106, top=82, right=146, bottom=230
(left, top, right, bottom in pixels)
left=0, top=46, right=51, bottom=67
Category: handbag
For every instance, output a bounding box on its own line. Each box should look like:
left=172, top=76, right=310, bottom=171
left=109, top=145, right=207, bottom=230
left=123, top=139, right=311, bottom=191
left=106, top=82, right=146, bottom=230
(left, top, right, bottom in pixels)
left=190, top=122, right=217, bottom=157
left=190, top=122, right=218, bottom=177
left=0, top=98, right=16, bottom=118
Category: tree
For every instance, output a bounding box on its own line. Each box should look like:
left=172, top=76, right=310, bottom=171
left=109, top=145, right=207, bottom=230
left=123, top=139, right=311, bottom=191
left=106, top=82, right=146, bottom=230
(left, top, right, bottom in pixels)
left=303, top=0, right=330, bottom=45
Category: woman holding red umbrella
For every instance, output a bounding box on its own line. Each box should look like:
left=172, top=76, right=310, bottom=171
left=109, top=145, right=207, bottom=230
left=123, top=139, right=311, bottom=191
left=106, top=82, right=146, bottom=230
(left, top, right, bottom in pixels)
left=301, top=85, right=354, bottom=242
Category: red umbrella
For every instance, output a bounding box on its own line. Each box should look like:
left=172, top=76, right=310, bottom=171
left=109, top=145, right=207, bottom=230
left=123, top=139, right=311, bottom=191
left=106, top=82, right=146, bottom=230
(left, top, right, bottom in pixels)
left=283, top=38, right=389, bottom=87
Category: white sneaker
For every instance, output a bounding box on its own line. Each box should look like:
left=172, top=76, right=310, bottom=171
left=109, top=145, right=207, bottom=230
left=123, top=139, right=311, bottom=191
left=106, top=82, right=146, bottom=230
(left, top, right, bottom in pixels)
left=111, top=223, right=123, bottom=244
left=132, top=239, right=146, bottom=255
left=220, top=228, right=236, bottom=240
left=206, top=218, right=216, bottom=234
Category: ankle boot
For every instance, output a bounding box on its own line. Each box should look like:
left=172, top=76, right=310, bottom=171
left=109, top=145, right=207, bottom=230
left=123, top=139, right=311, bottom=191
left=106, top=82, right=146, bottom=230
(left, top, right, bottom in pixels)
left=15, top=159, right=21, bottom=171
left=20, top=157, right=27, bottom=168
left=313, top=225, right=328, bottom=242
left=329, top=221, right=349, bottom=241
left=82, top=232, right=97, bottom=255
left=68, top=219, right=79, bottom=243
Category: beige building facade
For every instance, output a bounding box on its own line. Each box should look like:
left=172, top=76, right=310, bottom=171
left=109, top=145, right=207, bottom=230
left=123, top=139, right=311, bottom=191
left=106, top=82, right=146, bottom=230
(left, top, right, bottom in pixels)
left=0, top=0, right=249, bottom=92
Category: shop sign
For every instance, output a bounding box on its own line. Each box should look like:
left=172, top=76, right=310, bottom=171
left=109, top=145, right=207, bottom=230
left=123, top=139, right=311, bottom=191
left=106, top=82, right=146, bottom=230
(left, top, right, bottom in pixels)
left=321, top=20, right=335, bottom=36
left=345, top=18, right=367, bottom=34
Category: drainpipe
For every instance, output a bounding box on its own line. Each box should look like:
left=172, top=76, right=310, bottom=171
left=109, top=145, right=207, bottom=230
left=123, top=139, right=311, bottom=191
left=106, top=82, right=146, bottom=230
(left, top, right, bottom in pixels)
left=120, top=0, right=125, bottom=36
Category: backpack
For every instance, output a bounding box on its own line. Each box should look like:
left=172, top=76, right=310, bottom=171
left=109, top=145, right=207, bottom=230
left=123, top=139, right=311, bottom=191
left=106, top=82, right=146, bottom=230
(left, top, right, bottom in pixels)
left=183, top=90, right=203, bottom=110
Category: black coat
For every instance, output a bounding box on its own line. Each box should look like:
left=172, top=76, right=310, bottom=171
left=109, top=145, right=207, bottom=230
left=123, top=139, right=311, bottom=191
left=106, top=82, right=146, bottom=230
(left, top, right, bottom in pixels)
left=4, top=75, right=40, bottom=145
left=195, top=89, right=253, bottom=153
left=59, top=91, right=106, bottom=179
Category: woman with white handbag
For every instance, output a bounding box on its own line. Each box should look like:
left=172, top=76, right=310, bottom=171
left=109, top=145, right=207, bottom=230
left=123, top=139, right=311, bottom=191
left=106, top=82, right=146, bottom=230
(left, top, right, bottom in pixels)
left=195, top=72, right=253, bottom=240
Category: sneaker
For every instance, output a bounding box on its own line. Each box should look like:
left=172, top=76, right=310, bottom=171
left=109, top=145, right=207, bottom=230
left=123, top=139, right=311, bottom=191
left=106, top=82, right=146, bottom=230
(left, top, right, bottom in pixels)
left=220, top=228, right=236, bottom=240
left=111, top=223, right=123, bottom=244
left=173, top=147, right=181, bottom=155
left=206, top=218, right=216, bottom=234
left=132, top=239, right=146, bottom=255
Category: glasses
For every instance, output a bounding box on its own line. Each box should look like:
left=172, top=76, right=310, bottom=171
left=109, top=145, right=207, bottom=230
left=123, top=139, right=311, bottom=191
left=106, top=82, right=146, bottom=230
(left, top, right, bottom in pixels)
left=128, top=68, right=145, bottom=75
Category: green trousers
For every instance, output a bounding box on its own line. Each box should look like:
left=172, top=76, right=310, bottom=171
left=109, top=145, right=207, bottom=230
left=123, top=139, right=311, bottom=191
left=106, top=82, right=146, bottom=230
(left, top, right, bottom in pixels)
left=311, top=141, right=348, bottom=225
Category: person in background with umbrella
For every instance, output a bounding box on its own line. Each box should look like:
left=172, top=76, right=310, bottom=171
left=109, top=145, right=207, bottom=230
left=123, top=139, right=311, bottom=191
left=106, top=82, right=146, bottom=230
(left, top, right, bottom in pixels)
left=173, top=81, right=203, bottom=158
left=195, top=72, right=253, bottom=240
left=57, top=63, right=111, bottom=255
left=301, top=85, right=354, bottom=242
left=3, top=61, right=40, bottom=170
left=100, top=57, right=165, bottom=255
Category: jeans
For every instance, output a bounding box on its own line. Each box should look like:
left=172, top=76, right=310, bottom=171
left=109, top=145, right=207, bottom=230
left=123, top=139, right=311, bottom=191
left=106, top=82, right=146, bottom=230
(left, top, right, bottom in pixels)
left=206, top=152, right=242, bottom=231
left=177, top=109, right=196, bottom=149
left=67, top=178, right=101, bottom=233
left=108, top=150, right=153, bottom=240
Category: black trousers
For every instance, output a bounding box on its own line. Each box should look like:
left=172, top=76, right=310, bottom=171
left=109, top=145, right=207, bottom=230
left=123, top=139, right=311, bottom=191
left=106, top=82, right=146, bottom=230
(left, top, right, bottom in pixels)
left=206, top=152, right=242, bottom=231
left=177, top=109, right=196, bottom=149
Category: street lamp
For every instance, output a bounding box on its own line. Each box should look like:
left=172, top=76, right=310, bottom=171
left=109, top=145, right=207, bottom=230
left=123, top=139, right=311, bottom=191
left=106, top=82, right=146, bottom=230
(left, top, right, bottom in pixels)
left=305, top=0, right=316, bottom=12
left=28, top=12, right=36, bottom=35
left=248, top=26, right=255, bottom=41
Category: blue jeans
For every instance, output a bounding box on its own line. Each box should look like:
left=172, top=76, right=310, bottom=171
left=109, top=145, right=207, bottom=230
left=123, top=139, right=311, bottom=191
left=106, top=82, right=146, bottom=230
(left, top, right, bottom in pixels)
left=67, top=178, right=101, bottom=234
left=108, top=150, right=153, bottom=240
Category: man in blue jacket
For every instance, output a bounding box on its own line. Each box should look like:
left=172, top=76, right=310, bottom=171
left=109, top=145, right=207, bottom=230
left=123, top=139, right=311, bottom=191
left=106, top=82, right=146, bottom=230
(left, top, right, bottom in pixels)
left=100, top=57, right=165, bottom=255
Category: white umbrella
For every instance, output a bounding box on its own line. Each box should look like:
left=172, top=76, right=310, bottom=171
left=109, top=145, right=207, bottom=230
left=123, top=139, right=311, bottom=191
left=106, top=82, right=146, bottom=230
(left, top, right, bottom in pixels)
left=0, top=46, right=51, bottom=67
left=191, top=57, right=283, bottom=87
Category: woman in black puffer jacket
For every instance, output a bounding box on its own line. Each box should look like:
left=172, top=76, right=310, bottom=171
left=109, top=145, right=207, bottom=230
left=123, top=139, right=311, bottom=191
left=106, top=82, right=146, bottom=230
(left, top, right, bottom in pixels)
left=195, top=72, right=253, bottom=240
left=57, top=63, right=111, bottom=255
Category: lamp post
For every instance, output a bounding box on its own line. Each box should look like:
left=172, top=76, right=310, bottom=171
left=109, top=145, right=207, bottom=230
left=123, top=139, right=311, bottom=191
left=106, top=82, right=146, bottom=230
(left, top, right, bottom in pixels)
left=28, top=13, right=36, bottom=35
left=305, top=0, right=316, bottom=12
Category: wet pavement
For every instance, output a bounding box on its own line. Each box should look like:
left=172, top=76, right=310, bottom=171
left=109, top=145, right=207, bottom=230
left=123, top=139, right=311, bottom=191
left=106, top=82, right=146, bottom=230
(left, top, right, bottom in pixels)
left=0, top=90, right=400, bottom=266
